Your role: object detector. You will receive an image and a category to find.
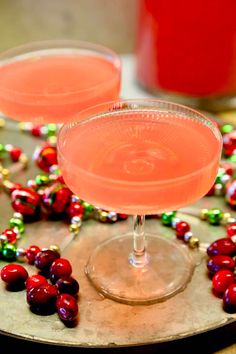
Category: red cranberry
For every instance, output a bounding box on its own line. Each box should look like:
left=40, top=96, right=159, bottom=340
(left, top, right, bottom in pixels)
left=1, top=264, right=28, bottom=289
left=25, top=245, right=41, bottom=264
left=49, top=258, right=72, bottom=283
left=207, top=255, right=235, bottom=274
left=34, top=249, right=60, bottom=273
left=56, top=294, right=79, bottom=322
left=207, top=238, right=236, bottom=257
left=212, top=270, right=235, bottom=294
left=223, top=284, right=236, bottom=313
left=27, top=283, right=58, bottom=314
left=175, top=221, right=190, bottom=239
left=25, top=274, right=48, bottom=290
left=55, top=276, right=80, bottom=296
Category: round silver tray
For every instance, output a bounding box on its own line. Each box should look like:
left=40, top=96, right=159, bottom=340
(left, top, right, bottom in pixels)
left=0, top=119, right=235, bottom=348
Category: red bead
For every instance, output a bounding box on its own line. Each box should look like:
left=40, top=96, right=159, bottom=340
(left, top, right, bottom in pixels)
left=25, top=274, right=48, bottom=290
left=31, top=125, right=42, bottom=137
left=67, top=202, right=84, bottom=219
left=1, top=264, right=28, bottom=286
left=175, top=221, right=190, bottom=239
left=56, top=175, right=65, bottom=184
left=223, top=284, right=236, bottom=313
left=55, top=276, right=80, bottom=296
left=56, top=294, right=79, bottom=322
left=221, top=162, right=234, bottom=176
left=2, top=228, right=17, bottom=244
left=207, top=255, right=235, bottom=274
left=225, top=179, right=236, bottom=207
left=207, top=238, right=236, bottom=257
left=9, top=147, right=22, bottom=162
left=41, top=183, right=72, bottom=214
left=223, top=131, right=236, bottom=157
left=9, top=183, right=22, bottom=194
left=50, top=258, right=72, bottom=280
left=33, top=145, right=57, bottom=172
left=226, top=223, right=236, bottom=237
left=212, top=270, right=235, bottom=294
left=205, top=184, right=215, bottom=196
left=26, top=283, right=58, bottom=312
left=11, top=188, right=41, bottom=216
left=34, top=249, right=60, bottom=272
left=25, top=245, right=41, bottom=264
left=118, top=213, right=128, bottom=220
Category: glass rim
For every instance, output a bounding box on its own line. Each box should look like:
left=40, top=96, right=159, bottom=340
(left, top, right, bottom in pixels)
left=0, top=39, right=121, bottom=97
left=57, top=98, right=223, bottom=187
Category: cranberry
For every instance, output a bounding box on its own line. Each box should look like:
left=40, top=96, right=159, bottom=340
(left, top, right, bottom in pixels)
left=175, top=221, right=190, bottom=239
left=49, top=258, right=72, bottom=283
left=1, top=264, right=28, bottom=290
left=207, top=238, right=236, bottom=257
left=55, top=276, right=79, bottom=296
left=212, top=270, right=235, bottom=294
left=25, top=245, right=41, bottom=264
left=223, top=284, right=236, bottom=313
left=25, top=274, right=48, bottom=290
left=27, top=283, right=58, bottom=314
left=34, top=249, right=60, bottom=273
left=56, top=294, right=79, bottom=322
left=207, top=255, right=235, bottom=274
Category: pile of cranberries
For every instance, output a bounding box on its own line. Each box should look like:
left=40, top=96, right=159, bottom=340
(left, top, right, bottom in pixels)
left=207, top=237, right=236, bottom=313
left=0, top=249, right=79, bottom=326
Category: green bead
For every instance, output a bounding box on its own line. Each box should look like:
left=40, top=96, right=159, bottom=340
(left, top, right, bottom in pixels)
left=9, top=218, right=25, bottom=234
left=161, top=211, right=176, bottom=226
left=35, top=174, right=50, bottom=185
left=215, top=168, right=225, bottom=184
left=221, top=124, right=234, bottom=134
left=46, top=124, right=57, bottom=137
left=207, top=208, right=223, bottom=225
left=0, top=143, right=6, bottom=154
left=82, top=201, right=94, bottom=218
left=2, top=243, right=16, bottom=260
left=228, top=155, right=236, bottom=163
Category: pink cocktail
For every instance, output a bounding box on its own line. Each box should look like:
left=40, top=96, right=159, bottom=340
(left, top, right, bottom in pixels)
left=0, top=40, right=121, bottom=123
left=58, top=99, right=222, bottom=304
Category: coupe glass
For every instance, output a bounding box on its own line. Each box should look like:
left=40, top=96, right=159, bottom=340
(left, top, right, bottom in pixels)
left=57, top=99, right=222, bottom=305
left=0, top=40, right=121, bottom=124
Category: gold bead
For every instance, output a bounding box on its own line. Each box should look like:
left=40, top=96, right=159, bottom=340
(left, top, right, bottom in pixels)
left=18, top=122, right=26, bottom=131
left=0, top=118, right=5, bottom=128
left=200, top=208, right=208, bottom=220
left=189, top=237, right=200, bottom=249
left=69, top=223, right=80, bottom=235
left=221, top=212, right=231, bottom=225
left=49, top=244, right=61, bottom=255
left=2, top=168, right=9, bottom=179
left=99, top=210, right=108, bottom=222
left=19, top=153, right=28, bottom=167
left=47, top=136, right=57, bottom=145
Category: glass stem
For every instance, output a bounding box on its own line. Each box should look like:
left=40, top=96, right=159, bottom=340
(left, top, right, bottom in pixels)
left=129, top=215, right=149, bottom=268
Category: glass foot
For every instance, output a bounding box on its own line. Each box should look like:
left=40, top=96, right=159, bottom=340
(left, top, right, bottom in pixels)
left=85, top=233, right=196, bottom=305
